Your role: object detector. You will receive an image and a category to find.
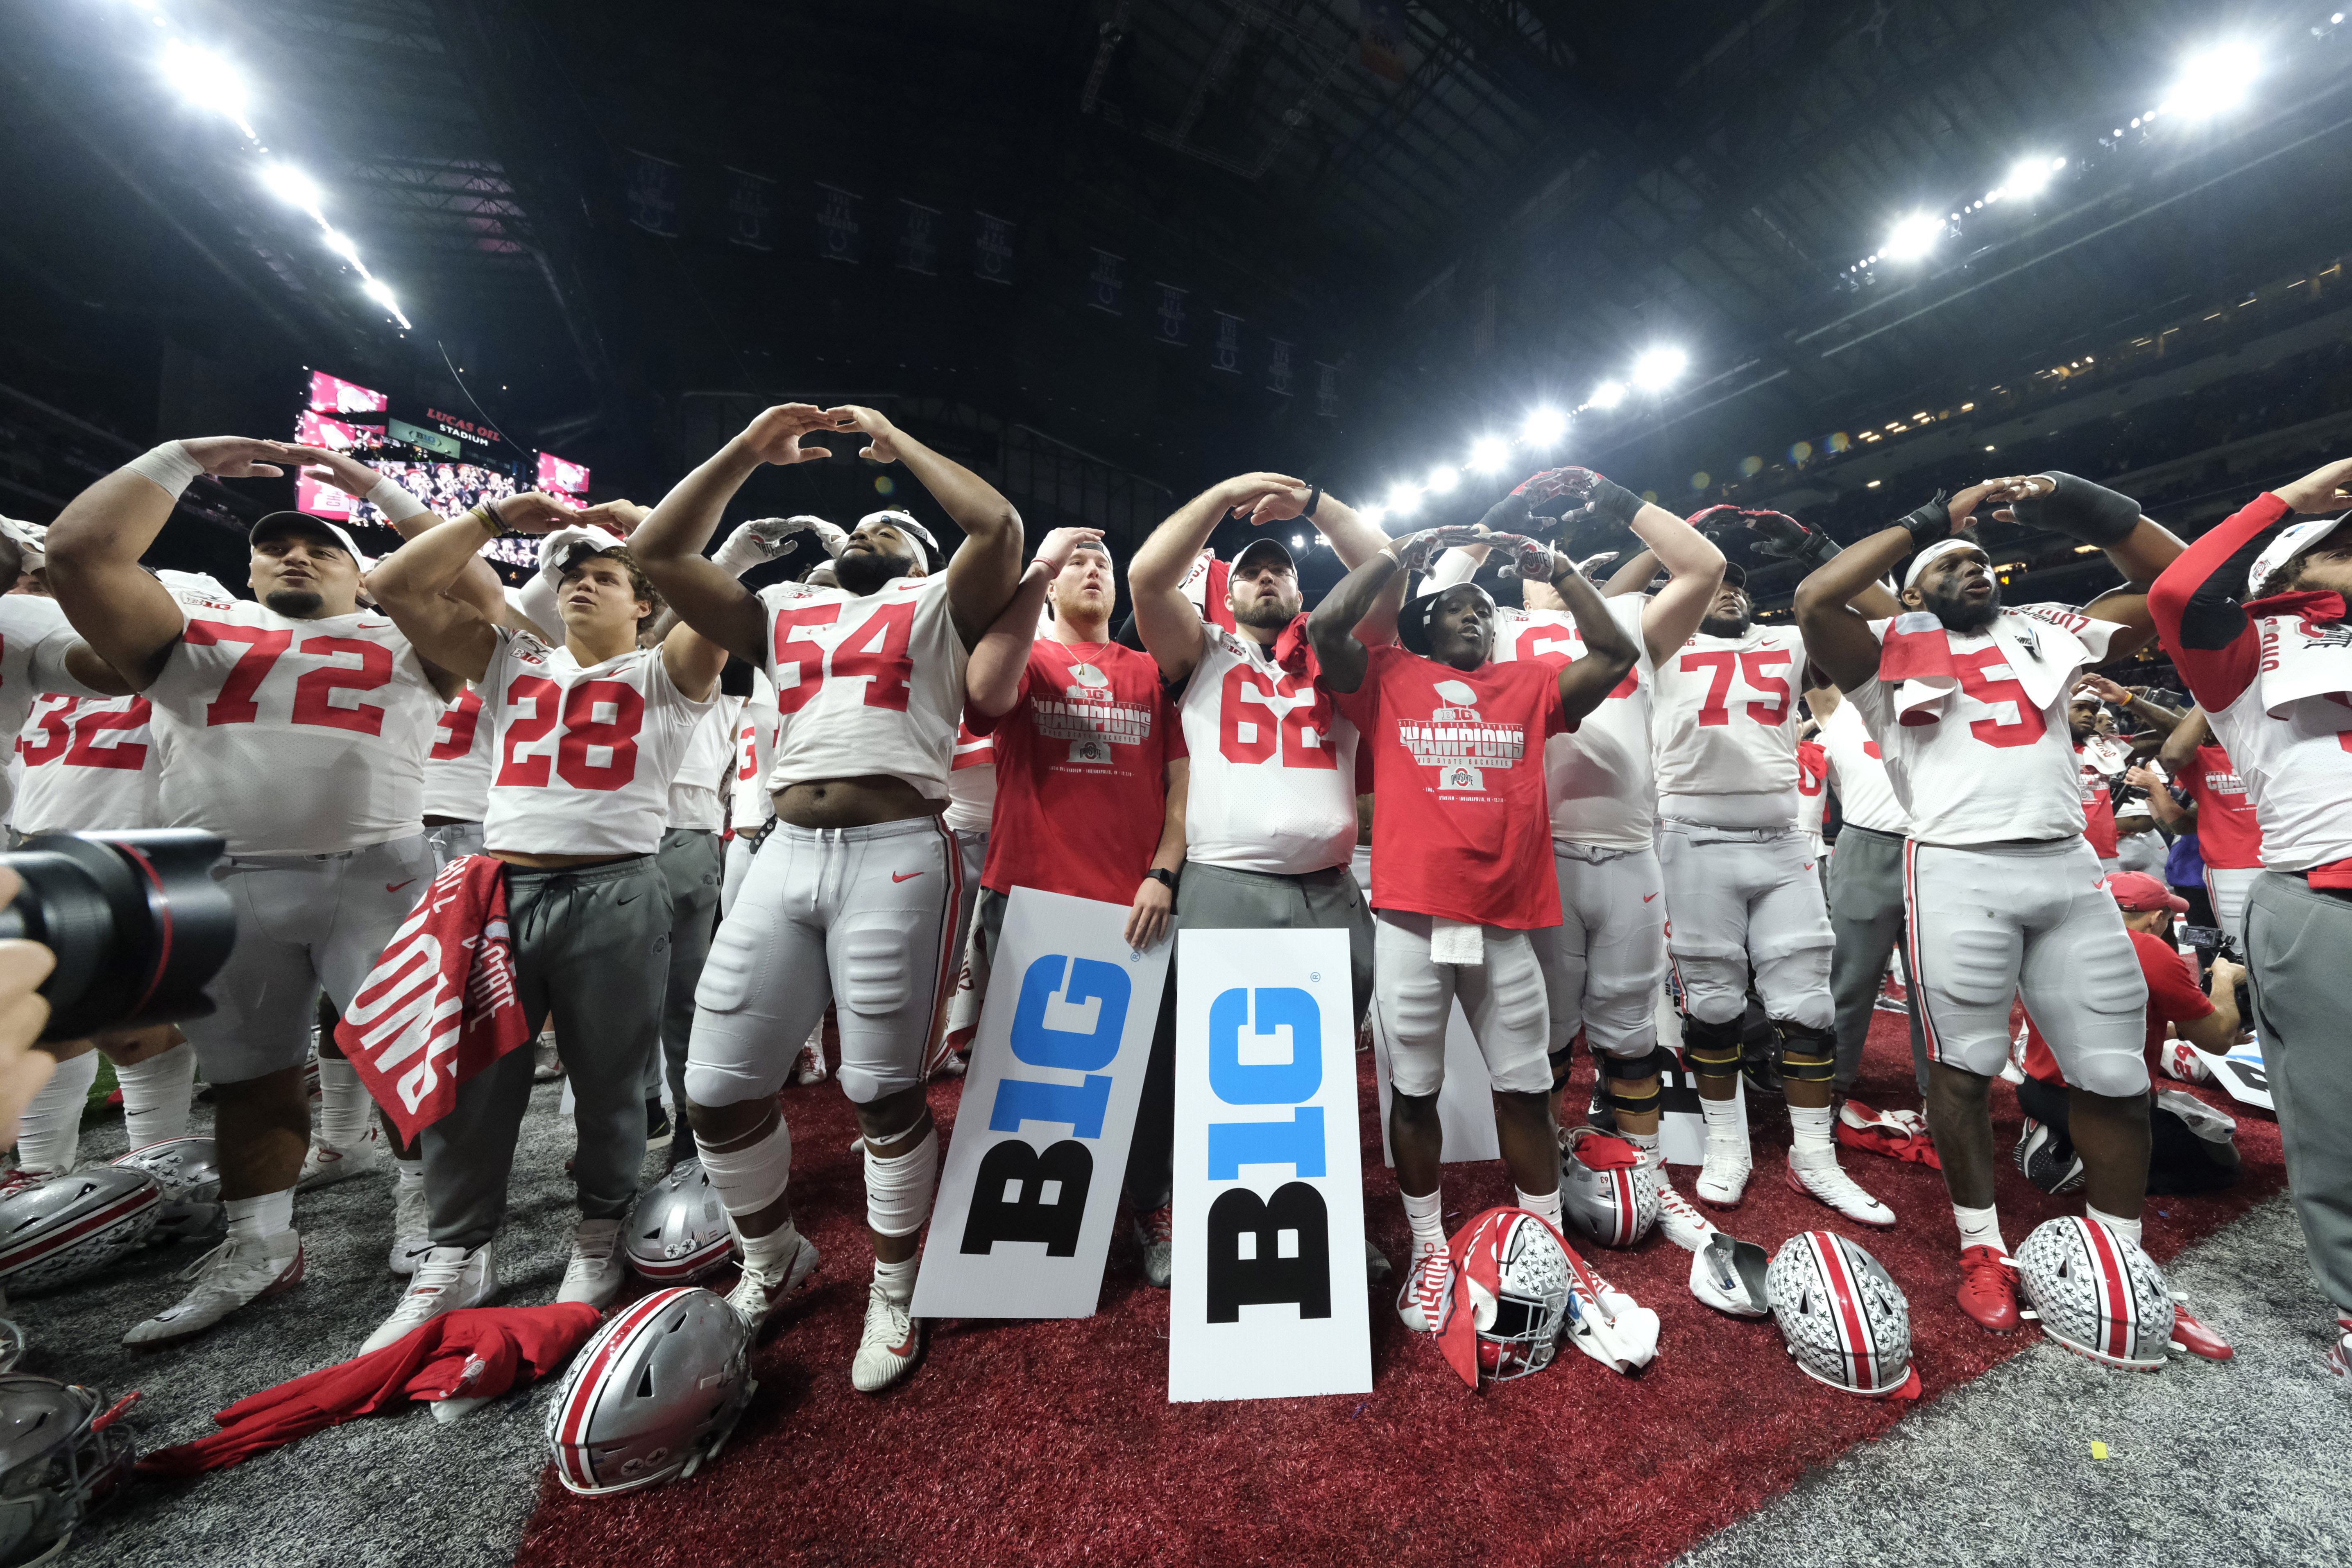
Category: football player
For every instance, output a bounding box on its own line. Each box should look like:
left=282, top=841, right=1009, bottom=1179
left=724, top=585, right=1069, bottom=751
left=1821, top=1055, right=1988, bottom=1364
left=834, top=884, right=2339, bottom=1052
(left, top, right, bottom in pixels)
left=1796, top=474, right=2186, bottom=1333
left=630, top=401, right=1023, bottom=1393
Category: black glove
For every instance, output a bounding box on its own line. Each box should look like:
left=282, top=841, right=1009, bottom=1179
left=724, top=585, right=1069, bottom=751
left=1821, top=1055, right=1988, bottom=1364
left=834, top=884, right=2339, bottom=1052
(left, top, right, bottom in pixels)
left=2008, top=472, right=2142, bottom=548
left=1897, top=490, right=1956, bottom=550
left=1477, top=491, right=1534, bottom=534
left=1519, top=467, right=1643, bottom=527
left=1747, top=511, right=1840, bottom=570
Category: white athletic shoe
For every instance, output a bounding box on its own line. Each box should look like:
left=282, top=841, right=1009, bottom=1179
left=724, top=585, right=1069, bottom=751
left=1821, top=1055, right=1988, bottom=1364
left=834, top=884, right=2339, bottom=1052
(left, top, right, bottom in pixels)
left=1696, top=1141, right=1752, bottom=1208
left=122, top=1231, right=305, bottom=1347
left=1652, top=1169, right=1718, bottom=1252
left=389, top=1181, right=432, bottom=1277
left=850, top=1281, right=923, bottom=1394
left=1784, top=1157, right=1897, bottom=1228
left=1396, top=1246, right=1451, bottom=1334
left=360, top=1243, right=497, bottom=1355
left=557, top=1218, right=627, bottom=1308
left=789, top=1027, right=829, bottom=1086
left=532, top=1031, right=564, bottom=1082
left=725, top=1230, right=821, bottom=1335
left=298, top=1122, right=385, bottom=1191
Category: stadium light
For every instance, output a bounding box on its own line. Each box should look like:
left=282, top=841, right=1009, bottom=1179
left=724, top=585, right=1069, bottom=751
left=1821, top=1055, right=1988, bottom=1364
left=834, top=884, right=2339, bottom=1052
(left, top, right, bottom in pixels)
left=1630, top=347, right=1688, bottom=391
left=1425, top=464, right=1459, bottom=494
left=1521, top=407, right=1568, bottom=446
left=161, top=38, right=256, bottom=139
left=1880, top=212, right=1943, bottom=262
left=322, top=228, right=362, bottom=265
left=1588, top=382, right=1627, bottom=411
left=1467, top=434, right=1511, bottom=473
left=2167, top=40, right=2262, bottom=116
left=1384, top=484, right=1423, bottom=518
left=1357, top=505, right=1388, bottom=529
left=361, top=277, right=412, bottom=329
left=264, top=163, right=324, bottom=213
left=2003, top=155, right=2060, bottom=199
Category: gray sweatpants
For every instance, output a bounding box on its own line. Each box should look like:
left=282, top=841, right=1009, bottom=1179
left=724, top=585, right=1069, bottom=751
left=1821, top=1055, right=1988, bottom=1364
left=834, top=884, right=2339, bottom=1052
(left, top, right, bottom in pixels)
left=2245, top=870, right=2352, bottom=1314
left=422, top=856, right=671, bottom=1249
left=643, top=828, right=724, bottom=1109
left=1824, top=825, right=1928, bottom=1095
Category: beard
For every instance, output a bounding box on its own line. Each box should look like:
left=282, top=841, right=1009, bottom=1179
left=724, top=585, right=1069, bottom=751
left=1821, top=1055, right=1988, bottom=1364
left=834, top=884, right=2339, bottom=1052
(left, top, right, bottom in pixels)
left=1233, top=593, right=1301, bottom=631
left=1921, top=578, right=2001, bottom=632
left=264, top=588, right=325, bottom=618
left=834, top=548, right=916, bottom=597
left=1698, top=611, right=1750, bottom=638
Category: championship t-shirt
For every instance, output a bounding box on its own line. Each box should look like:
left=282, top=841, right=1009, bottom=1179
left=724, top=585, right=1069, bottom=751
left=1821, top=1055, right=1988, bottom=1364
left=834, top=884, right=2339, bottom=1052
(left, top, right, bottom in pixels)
left=1337, top=644, right=1569, bottom=928
left=2184, top=741, right=2263, bottom=870
left=2022, top=928, right=2213, bottom=1085
left=2076, top=735, right=2129, bottom=858
left=971, top=640, right=1183, bottom=905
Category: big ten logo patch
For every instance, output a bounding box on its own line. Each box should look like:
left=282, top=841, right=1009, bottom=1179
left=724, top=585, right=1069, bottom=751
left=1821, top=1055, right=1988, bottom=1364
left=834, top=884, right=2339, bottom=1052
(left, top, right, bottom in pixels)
left=958, top=953, right=1131, bottom=1258
left=1202, top=986, right=1331, bottom=1322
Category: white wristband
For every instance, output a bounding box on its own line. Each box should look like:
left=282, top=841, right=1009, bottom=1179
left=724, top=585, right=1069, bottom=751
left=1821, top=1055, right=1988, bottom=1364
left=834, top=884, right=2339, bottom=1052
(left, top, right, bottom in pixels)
left=126, top=442, right=205, bottom=499
left=365, top=475, right=428, bottom=524
left=711, top=536, right=766, bottom=579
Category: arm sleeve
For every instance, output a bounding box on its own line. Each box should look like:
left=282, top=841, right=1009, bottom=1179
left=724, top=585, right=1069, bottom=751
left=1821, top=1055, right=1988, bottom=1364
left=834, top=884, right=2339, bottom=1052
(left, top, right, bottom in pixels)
left=2148, top=492, right=2288, bottom=711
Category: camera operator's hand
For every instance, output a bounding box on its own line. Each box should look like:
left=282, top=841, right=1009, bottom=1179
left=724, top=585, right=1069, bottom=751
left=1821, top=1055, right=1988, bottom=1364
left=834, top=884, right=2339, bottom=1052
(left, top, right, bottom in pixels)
left=2208, top=955, right=2246, bottom=994
left=0, top=868, right=57, bottom=1152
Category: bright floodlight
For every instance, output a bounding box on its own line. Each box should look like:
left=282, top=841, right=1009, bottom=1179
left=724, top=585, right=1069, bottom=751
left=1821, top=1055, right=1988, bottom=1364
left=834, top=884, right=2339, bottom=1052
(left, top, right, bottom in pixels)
left=1467, top=434, right=1511, bottom=473
left=1588, top=382, right=1627, bottom=411
left=322, top=229, right=362, bottom=265
left=361, top=277, right=398, bottom=309
left=1357, top=505, right=1388, bottom=529
left=2169, top=40, right=2261, bottom=116
left=1520, top=407, right=1568, bottom=446
left=161, top=39, right=255, bottom=137
left=264, top=163, right=324, bottom=212
left=1425, top=465, right=1459, bottom=495
left=2005, top=156, right=2056, bottom=199
left=1384, top=484, right=1423, bottom=517
left=1630, top=347, right=1688, bottom=390
left=1881, top=212, right=1943, bottom=262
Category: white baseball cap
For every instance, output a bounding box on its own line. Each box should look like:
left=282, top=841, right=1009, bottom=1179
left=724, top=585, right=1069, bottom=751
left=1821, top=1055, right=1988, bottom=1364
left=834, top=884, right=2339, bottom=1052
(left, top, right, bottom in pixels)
left=251, top=510, right=375, bottom=571
left=2246, top=514, right=2349, bottom=599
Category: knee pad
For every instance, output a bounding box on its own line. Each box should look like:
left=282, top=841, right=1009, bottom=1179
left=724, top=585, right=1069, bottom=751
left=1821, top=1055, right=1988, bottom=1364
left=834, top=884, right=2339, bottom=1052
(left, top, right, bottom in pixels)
left=864, top=1122, right=940, bottom=1239
left=697, top=1114, right=793, bottom=1217
left=1598, top=1043, right=1675, bottom=1113
left=1681, top=1012, right=1744, bottom=1081
left=1774, top=1020, right=1838, bottom=1083
left=1548, top=1046, right=1576, bottom=1095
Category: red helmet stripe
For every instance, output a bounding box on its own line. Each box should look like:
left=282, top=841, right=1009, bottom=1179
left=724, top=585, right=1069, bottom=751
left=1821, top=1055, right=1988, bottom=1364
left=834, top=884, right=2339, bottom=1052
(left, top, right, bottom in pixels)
left=1811, top=1233, right=1879, bottom=1389
left=1613, top=1167, right=1634, bottom=1244
left=555, top=1287, right=689, bottom=1481
left=0, top=1185, right=162, bottom=1274
left=2079, top=1218, right=2137, bottom=1362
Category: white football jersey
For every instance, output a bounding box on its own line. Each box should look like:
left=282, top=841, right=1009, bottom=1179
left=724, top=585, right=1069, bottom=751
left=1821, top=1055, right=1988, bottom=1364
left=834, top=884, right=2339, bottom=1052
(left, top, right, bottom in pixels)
left=1848, top=605, right=2122, bottom=847
left=759, top=572, right=967, bottom=800
left=1178, top=619, right=1360, bottom=876
left=1491, top=597, right=1654, bottom=851
left=0, top=596, right=106, bottom=819
left=1816, top=701, right=1909, bottom=835
left=730, top=673, right=779, bottom=835
left=146, top=588, right=442, bottom=854
left=666, top=697, right=736, bottom=832
left=422, top=687, right=494, bottom=822
left=942, top=722, right=997, bottom=836
left=1651, top=623, right=1809, bottom=828
left=481, top=630, right=715, bottom=857
left=14, top=695, right=160, bottom=833
left=2206, top=640, right=2352, bottom=874
left=1797, top=741, right=1829, bottom=838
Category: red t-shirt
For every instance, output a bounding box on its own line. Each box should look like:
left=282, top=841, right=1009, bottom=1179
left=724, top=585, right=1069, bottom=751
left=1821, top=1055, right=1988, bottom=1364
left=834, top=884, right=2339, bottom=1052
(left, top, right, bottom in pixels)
left=1337, top=644, right=1568, bottom=929
left=2075, top=741, right=2119, bottom=858
left=2022, top=928, right=2214, bottom=1086
left=2184, top=741, right=2264, bottom=870
left=970, top=640, right=1184, bottom=905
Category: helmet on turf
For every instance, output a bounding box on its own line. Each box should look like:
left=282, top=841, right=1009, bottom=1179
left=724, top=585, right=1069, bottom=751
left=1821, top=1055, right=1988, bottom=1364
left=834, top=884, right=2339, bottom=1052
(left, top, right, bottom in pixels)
left=1689, top=1232, right=1772, bottom=1317
left=1557, top=1127, right=1660, bottom=1247
left=0, top=1170, right=163, bottom=1293
left=111, top=1137, right=223, bottom=1242
left=1767, top=1230, right=1916, bottom=1397
left=622, top=1160, right=735, bottom=1283
left=2013, top=1118, right=2084, bottom=1194
left=0, top=1376, right=138, bottom=1565
left=546, top=1287, right=755, bottom=1494
left=1434, top=1207, right=1573, bottom=1387
left=2015, top=1216, right=2173, bottom=1371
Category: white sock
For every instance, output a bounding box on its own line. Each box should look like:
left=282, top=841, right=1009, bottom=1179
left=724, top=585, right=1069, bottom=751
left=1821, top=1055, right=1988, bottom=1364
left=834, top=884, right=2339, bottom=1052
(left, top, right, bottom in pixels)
left=225, top=1189, right=295, bottom=1246
left=1401, top=1187, right=1446, bottom=1259
left=1699, top=1095, right=1749, bottom=1154
left=2086, top=1203, right=2144, bottom=1246
left=315, top=1057, right=369, bottom=1149
left=1515, top=1185, right=1563, bottom=1232
left=395, top=1157, right=424, bottom=1196
left=735, top=1218, right=803, bottom=1276
left=1953, top=1201, right=2005, bottom=1253
left=872, top=1254, right=918, bottom=1307
left=1787, top=1103, right=1838, bottom=1168
left=114, top=1042, right=195, bottom=1147
left=15, top=1052, right=98, bottom=1175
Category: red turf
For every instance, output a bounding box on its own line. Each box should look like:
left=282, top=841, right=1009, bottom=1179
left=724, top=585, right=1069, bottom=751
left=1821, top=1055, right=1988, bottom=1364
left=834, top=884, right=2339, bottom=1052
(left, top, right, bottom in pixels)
left=515, top=1014, right=2282, bottom=1568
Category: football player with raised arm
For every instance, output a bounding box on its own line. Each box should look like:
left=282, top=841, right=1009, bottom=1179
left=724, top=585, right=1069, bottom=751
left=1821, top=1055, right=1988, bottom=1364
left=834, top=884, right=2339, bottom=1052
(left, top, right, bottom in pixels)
left=1795, top=474, right=2185, bottom=1335
left=629, top=402, right=1022, bottom=1393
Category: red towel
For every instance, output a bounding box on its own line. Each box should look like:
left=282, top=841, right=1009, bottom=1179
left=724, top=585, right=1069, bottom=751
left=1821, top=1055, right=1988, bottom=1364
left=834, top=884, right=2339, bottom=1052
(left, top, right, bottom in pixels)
left=333, top=854, right=530, bottom=1141
left=136, top=1303, right=601, bottom=1476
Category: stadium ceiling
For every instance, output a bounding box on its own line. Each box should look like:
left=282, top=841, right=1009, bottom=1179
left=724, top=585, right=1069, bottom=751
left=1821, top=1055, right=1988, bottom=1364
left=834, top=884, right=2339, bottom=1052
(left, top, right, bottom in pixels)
left=10, top=0, right=2352, bottom=515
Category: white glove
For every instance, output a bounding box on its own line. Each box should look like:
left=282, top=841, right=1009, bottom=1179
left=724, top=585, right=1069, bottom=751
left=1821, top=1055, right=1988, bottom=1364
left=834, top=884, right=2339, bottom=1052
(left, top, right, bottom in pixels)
left=0, top=517, right=47, bottom=574
left=1561, top=1253, right=1660, bottom=1373
left=518, top=523, right=625, bottom=635
left=713, top=515, right=847, bottom=578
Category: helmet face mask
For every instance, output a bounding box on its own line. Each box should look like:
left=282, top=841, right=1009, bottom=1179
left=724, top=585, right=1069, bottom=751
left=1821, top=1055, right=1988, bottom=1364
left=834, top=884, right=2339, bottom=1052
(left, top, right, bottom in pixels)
left=0, top=1376, right=138, bottom=1563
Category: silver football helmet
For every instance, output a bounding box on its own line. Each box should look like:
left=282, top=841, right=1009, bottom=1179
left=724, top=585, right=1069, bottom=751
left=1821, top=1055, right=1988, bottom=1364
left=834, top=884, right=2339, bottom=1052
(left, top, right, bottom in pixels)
left=0, top=1169, right=163, bottom=1293
left=0, top=1376, right=138, bottom=1566
left=546, top=1287, right=755, bottom=1494
left=2015, top=1216, right=2174, bottom=1371
left=1557, top=1127, right=1660, bottom=1247
left=1440, top=1208, right=1573, bottom=1386
left=1767, top=1230, right=1915, bottom=1397
left=111, top=1137, right=224, bottom=1242
left=623, top=1160, right=735, bottom=1283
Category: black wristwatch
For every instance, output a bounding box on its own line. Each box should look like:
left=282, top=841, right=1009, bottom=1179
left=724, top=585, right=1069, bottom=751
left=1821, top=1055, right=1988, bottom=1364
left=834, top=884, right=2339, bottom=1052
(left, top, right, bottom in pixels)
left=1145, top=868, right=1178, bottom=892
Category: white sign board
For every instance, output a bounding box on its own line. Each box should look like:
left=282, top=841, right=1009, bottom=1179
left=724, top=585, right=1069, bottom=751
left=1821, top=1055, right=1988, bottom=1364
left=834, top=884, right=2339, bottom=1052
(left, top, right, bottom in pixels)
left=1366, top=994, right=1500, bottom=1165
left=1169, top=928, right=1372, bottom=1404
left=911, top=888, right=1171, bottom=1320
left=2192, top=1038, right=2273, bottom=1111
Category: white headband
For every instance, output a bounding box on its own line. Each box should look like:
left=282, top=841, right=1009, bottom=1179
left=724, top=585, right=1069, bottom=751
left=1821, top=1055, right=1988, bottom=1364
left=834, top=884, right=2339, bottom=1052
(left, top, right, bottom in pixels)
left=1903, top=536, right=1983, bottom=591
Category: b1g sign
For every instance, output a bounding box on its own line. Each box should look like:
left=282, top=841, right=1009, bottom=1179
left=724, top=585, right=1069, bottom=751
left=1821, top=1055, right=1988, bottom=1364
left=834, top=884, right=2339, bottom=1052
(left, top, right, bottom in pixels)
left=911, top=888, right=1169, bottom=1320
left=1169, top=928, right=1371, bottom=1403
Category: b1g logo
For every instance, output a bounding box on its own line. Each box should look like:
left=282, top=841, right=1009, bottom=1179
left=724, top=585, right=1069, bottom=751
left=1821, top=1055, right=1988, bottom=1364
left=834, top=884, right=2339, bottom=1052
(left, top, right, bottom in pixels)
left=1202, top=986, right=1332, bottom=1323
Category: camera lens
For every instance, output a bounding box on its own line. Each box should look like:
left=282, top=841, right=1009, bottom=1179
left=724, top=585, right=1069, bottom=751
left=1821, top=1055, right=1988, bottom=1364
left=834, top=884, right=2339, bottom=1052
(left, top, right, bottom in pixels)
left=0, top=831, right=235, bottom=1043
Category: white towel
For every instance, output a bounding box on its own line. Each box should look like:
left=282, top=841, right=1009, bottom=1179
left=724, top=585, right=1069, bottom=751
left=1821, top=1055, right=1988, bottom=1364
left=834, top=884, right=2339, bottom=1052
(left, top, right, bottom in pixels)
left=1431, top=918, right=1484, bottom=966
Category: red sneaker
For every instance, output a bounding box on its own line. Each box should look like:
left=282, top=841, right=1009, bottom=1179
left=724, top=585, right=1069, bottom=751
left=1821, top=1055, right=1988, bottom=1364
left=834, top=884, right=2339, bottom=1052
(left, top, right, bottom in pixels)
left=2167, top=1303, right=2232, bottom=1361
left=1956, top=1244, right=2021, bottom=1333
